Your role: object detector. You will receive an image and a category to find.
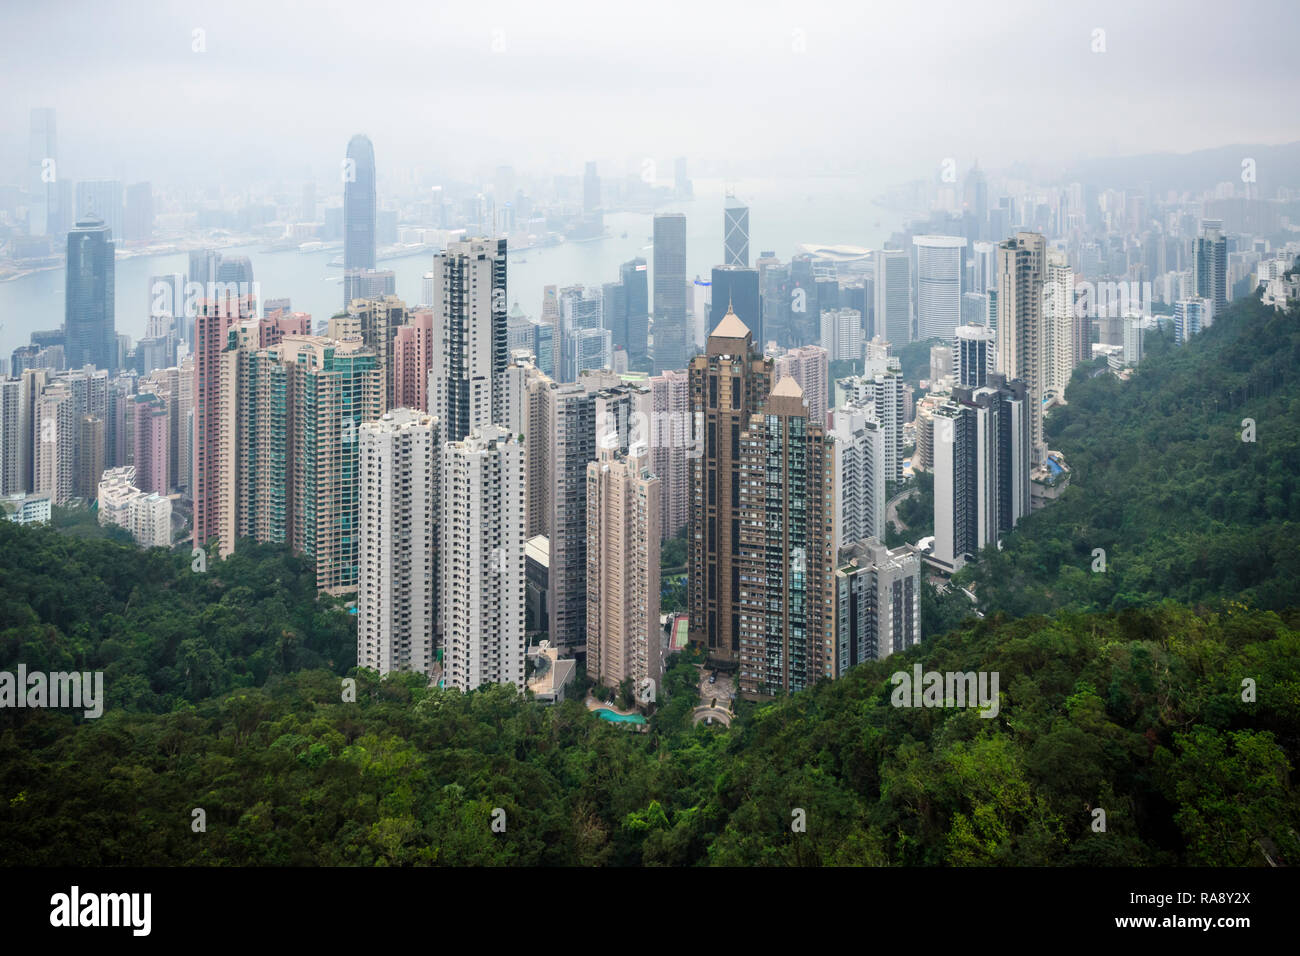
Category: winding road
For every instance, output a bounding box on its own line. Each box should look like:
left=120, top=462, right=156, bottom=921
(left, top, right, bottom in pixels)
left=886, top=486, right=919, bottom=530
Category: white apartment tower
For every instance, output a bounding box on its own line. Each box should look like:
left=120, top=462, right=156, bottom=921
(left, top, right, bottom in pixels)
left=357, top=409, right=440, bottom=676
left=34, top=382, right=77, bottom=505
left=841, top=369, right=905, bottom=484
left=828, top=403, right=886, bottom=555
left=428, top=238, right=508, bottom=443
left=970, top=241, right=998, bottom=295
left=97, top=466, right=172, bottom=548
left=819, top=308, right=865, bottom=365
left=0, top=377, right=33, bottom=495
left=1043, top=251, right=1077, bottom=402
left=834, top=539, right=921, bottom=672
left=873, top=370, right=905, bottom=484
left=441, top=425, right=526, bottom=692
left=995, top=232, right=1047, bottom=465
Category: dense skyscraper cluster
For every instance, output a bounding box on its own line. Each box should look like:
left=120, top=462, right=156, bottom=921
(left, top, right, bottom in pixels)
left=11, top=113, right=1285, bottom=716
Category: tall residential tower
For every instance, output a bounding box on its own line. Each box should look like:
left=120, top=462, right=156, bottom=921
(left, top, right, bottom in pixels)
left=441, top=425, right=526, bottom=692
left=688, top=307, right=773, bottom=667
left=995, top=232, right=1047, bottom=464
left=586, top=445, right=662, bottom=694
left=428, top=238, right=508, bottom=442
left=357, top=409, right=440, bottom=676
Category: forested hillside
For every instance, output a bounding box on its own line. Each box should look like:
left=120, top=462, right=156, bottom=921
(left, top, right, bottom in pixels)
left=0, top=592, right=1294, bottom=865
left=0, top=526, right=354, bottom=710
left=963, top=294, right=1300, bottom=618
left=1, top=293, right=1298, bottom=867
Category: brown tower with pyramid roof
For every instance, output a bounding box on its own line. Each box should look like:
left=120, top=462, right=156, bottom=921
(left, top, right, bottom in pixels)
left=688, top=305, right=773, bottom=669
left=689, top=306, right=836, bottom=694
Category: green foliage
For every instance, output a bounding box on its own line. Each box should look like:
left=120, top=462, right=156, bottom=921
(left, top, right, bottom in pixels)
left=963, top=296, right=1300, bottom=617
left=0, top=520, right=354, bottom=714
left=921, top=581, right=974, bottom=640
left=660, top=524, right=688, bottom=571
left=661, top=574, right=687, bottom=614
left=51, top=505, right=137, bottom=545
left=894, top=337, right=945, bottom=390
left=886, top=471, right=934, bottom=548
left=650, top=647, right=702, bottom=739
left=1, top=579, right=1294, bottom=865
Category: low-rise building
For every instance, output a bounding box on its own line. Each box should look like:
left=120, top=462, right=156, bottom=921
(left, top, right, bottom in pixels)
left=526, top=641, right=577, bottom=704
left=97, top=466, right=172, bottom=548
left=2, top=492, right=51, bottom=525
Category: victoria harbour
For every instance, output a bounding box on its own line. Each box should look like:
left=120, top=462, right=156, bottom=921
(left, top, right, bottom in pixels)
left=0, top=175, right=907, bottom=356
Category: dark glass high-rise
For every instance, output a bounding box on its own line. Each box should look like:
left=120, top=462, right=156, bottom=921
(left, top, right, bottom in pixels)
left=65, top=216, right=116, bottom=371
left=343, top=134, right=377, bottom=305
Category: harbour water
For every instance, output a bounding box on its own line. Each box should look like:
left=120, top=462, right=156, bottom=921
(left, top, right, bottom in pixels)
left=0, top=176, right=912, bottom=358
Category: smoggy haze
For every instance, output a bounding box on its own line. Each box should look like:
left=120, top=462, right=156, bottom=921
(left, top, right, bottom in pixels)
left=2, top=0, right=1299, bottom=188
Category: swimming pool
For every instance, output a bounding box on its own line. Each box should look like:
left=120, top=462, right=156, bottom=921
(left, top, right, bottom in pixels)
left=593, top=708, right=647, bottom=725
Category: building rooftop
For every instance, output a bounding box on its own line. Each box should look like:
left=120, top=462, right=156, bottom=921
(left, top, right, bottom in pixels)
left=771, top=375, right=804, bottom=399
left=710, top=306, right=750, bottom=341
left=796, top=243, right=870, bottom=262
left=526, top=642, right=576, bottom=703
left=525, top=534, right=549, bottom=567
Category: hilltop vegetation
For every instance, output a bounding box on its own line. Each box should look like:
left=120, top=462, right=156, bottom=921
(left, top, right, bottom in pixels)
left=0, top=590, right=1294, bottom=865
left=0, top=523, right=354, bottom=711
left=962, top=293, right=1300, bottom=618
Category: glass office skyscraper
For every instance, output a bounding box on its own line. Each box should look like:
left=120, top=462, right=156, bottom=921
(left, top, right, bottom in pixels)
left=65, top=217, right=116, bottom=371
left=343, top=134, right=377, bottom=305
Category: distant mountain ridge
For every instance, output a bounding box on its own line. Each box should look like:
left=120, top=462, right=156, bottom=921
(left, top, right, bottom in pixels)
left=1064, top=141, right=1300, bottom=193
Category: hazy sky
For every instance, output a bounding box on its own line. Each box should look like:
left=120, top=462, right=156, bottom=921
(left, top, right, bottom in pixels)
left=3, top=0, right=1299, bottom=189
